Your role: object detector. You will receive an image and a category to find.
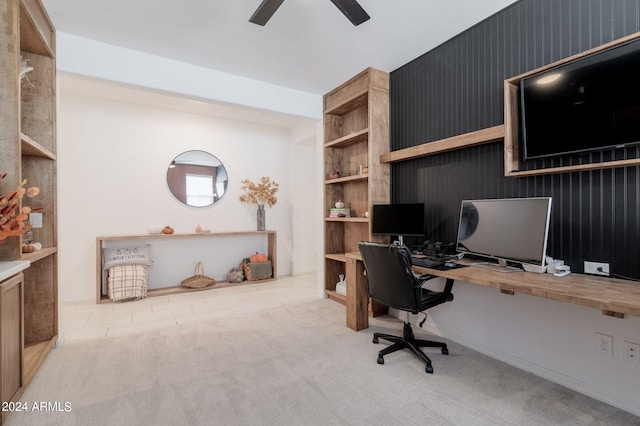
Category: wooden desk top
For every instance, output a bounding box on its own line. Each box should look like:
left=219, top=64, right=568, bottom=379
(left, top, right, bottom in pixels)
left=347, top=251, right=640, bottom=318
left=415, top=262, right=640, bottom=318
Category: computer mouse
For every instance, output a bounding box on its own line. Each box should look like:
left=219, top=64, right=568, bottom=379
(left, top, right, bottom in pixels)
left=445, top=262, right=457, bottom=268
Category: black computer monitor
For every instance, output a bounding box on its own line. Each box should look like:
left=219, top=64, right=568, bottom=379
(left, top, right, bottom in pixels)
left=371, top=203, right=425, bottom=244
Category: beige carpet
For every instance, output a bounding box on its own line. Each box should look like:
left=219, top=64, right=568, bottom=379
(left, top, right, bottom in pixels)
left=6, top=298, right=639, bottom=426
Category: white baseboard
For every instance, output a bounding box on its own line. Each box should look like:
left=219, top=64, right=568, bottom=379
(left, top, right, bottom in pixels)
left=419, top=320, right=640, bottom=417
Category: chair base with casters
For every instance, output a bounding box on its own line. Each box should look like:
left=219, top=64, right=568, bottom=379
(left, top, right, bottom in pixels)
left=373, top=313, right=448, bottom=374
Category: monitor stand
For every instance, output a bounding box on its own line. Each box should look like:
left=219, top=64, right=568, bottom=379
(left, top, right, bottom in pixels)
left=522, top=263, right=548, bottom=273
left=472, top=258, right=522, bottom=273
left=392, top=235, right=405, bottom=246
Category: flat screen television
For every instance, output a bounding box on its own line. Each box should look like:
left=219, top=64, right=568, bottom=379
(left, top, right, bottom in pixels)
left=372, top=203, right=424, bottom=245
left=520, top=37, right=640, bottom=159
left=455, top=197, right=552, bottom=271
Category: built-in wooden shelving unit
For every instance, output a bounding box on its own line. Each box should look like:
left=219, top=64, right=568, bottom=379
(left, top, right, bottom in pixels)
left=323, top=68, right=389, bottom=315
left=0, top=1, right=57, bottom=422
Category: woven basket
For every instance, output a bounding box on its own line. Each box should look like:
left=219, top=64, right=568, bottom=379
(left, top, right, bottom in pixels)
left=181, top=262, right=216, bottom=288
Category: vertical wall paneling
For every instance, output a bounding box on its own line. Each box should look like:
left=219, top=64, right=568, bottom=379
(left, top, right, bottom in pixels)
left=390, top=0, right=640, bottom=279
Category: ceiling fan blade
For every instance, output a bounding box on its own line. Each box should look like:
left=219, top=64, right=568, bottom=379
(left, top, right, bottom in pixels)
left=330, top=0, right=370, bottom=26
left=249, top=0, right=285, bottom=26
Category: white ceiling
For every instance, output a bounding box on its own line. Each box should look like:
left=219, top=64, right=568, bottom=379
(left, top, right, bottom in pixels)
left=42, top=0, right=519, bottom=96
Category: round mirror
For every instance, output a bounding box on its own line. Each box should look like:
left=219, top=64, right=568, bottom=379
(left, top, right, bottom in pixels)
left=166, top=150, right=229, bottom=207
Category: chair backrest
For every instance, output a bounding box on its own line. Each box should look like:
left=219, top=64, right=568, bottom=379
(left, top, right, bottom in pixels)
left=358, top=241, right=420, bottom=313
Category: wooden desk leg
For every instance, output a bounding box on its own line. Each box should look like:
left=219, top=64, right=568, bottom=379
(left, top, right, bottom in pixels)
left=346, top=257, right=368, bottom=331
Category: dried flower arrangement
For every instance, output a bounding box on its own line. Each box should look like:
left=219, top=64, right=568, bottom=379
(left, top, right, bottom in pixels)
left=0, top=173, right=41, bottom=242
left=239, top=176, right=279, bottom=207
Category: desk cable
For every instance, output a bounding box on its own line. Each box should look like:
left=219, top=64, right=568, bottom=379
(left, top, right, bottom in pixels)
left=597, top=267, right=640, bottom=282
left=419, top=314, right=427, bottom=328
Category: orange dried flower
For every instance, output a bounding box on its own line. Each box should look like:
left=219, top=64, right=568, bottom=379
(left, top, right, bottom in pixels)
left=239, top=176, right=279, bottom=208
left=0, top=174, right=41, bottom=241
left=26, top=187, right=39, bottom=197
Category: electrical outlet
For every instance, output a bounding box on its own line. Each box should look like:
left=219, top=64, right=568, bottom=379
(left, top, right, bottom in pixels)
left=584, top=261, right=609, bottom=276
left=595, top=333, right=613, bottom=356
left=623, top=341, right=640, bottom=364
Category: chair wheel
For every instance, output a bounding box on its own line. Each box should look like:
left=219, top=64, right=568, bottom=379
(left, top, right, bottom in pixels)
left=377, top=355, right=384, bottom=365
left=425, top=364, right=434, bottom=374
left=442, top=347, right=449, bottom=355
left=373, top=336, right=379, bottom=344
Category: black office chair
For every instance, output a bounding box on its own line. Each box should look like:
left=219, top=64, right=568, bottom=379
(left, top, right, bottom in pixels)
left=358, top=241, right=454, bottom=374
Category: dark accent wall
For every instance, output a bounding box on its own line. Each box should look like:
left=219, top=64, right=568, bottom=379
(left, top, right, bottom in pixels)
left=390, top=0, right=640, bottom=278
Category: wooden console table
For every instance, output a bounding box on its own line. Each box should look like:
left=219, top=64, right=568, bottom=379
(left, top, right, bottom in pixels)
left=96, top=231, right=277, bottom=303
left=345, top=253, right=640, bottom=331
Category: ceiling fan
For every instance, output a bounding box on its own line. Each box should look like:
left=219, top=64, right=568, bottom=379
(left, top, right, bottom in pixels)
left=249, top=0, right=370, bottom=26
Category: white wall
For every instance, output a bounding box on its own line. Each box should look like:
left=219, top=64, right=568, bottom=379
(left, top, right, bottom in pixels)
left=288, top=122, right=320, bottom=275
left=57, top=86, right=318, bottom=301
left=397, top=278, right=640, bottom=416
left=56, top=33, right=322, bottom=120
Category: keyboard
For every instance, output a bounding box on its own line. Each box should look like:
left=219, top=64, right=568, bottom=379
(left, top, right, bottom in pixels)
left=411, top=256, right=444, bottom=268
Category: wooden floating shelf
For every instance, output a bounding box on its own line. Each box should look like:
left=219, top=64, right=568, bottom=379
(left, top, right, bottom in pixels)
left=20, top=247, right=57, bottom=263
left=325, top=253, right=348, bottom=263
left=324, top=128, right=369, bottom=149
left=378, top=121, right=640, bottom=176
left=99, top=230, right=276, bottom=241
left=380, top=125, right=504, bottom=164
left=20, top=133, right=56, bottom=160
left=324, top=217, right=369, bottom=223
left=324, top=174, right=368, bottom=184
left=506, top=158, right=640, bottom=177
left=324, top=90, right=368, bottom=116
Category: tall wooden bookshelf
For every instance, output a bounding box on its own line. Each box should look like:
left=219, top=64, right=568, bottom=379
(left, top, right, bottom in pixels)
left=0, top=0, right=57, bottom=419
left=323, top=68, right=390, bottom=314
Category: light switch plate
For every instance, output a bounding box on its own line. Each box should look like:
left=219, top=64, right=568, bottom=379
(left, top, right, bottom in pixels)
left=29, top=212, right=43, bottom=228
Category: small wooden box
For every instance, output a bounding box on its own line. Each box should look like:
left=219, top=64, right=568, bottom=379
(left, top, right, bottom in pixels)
left=243, top=260, right=273, bottom=281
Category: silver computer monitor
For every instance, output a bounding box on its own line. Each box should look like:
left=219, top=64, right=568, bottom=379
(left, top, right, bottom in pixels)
left=456, top=197, right=552, bottom=269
